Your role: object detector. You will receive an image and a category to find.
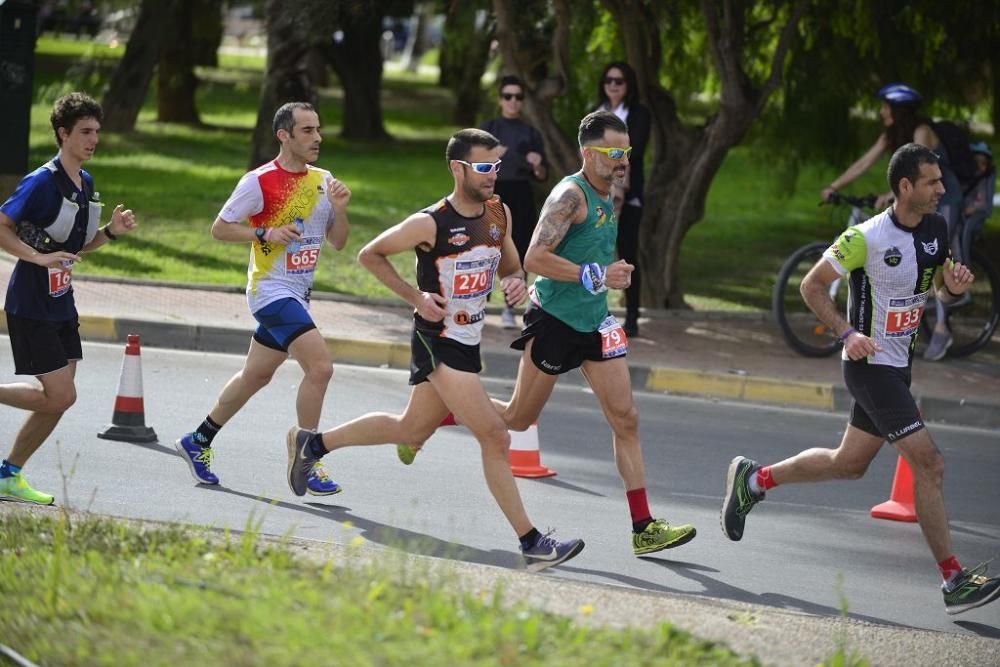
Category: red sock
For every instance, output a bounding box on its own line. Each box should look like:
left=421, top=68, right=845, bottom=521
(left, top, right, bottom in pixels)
left=937, top=555, right=963, bottom=584
left=756, top=466, right=777, bottom=491
left=626, top=487, right=651, bottom=525
left=440, top=413, right=456, bottom=427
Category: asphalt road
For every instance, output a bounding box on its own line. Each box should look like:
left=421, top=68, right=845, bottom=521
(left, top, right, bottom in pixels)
left=2, top=339, right=997, bottom=638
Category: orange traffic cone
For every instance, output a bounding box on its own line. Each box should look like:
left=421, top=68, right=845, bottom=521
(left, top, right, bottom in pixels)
left=870, top=455, right=917, bottom=522
left=509, top=423, right=557, bottom=478
left=97, top=334, right=157, bottom=444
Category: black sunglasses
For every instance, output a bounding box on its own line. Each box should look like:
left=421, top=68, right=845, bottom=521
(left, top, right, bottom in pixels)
left=604, top=76, right=626, bottom=86
left=501, top=92, right=525, bottom=101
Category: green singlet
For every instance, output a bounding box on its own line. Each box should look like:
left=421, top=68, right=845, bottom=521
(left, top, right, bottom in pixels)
left=532, top=173, right=617, bottom=332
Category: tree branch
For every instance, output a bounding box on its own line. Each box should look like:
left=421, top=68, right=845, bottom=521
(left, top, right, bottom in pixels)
left=757, top=0, right=807, bottom=112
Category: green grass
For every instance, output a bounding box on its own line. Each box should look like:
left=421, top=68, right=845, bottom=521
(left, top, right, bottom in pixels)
left=0, top=511, right=753, bottom=666
left=22, top=37, right=1000, bottom=309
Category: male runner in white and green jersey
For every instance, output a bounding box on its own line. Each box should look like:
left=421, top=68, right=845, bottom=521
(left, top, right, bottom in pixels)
left=721, top=143, right=999, bottom=615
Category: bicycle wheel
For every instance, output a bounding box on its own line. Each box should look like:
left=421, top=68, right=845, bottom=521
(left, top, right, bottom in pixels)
left=920, top=248, right=1000, bottom=357
left=772, top=241, right=845, bottom=357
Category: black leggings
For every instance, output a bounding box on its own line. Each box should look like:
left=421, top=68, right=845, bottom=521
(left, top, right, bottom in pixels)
left=617, top=203, right=641, bottom=319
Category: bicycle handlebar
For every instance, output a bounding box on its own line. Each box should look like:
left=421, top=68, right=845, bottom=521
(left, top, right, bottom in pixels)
left=821, top=192, right=880, bottom=209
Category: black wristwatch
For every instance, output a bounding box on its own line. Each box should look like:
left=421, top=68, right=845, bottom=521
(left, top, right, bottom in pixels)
left=254, top=227, right=266, bottom=242
left=102, top=226, right=117, bottom=241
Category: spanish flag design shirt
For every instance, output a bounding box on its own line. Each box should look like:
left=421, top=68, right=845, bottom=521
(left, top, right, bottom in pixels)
left=219, top=160, right=335, bottom=313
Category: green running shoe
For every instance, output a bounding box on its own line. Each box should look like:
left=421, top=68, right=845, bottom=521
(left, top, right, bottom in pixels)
left=944, top=562, right=1000, bottom=615
left=0, top=472, right=54, bottom=505
left=721, top=456, right=763, bottom=541
left=396, top=444, right=418, bottom=465
left=632, top=518, right=697, bottom=555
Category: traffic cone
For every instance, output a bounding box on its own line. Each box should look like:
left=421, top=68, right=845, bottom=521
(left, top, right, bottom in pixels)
left=508, top=423, right=557, bottom=478
left=870, top=455, right=917, bottom=522
left=97, top=334, right=157, bottom=444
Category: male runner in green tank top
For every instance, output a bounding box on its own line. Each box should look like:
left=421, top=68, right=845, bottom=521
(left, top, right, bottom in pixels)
left=507, top=111, right=696, bottom=555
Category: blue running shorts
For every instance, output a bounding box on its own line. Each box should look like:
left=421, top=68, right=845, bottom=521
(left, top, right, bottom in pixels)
left=251, top=297, right=316, bottom=352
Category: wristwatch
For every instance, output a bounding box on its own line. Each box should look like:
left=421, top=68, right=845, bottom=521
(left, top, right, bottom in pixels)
left=254, top=227, right=266, bottom=242
left=102, top=226, right=117, bottom=241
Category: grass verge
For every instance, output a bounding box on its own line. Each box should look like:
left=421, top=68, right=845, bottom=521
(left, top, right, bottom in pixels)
left=0, top=509, right=752, bottom=666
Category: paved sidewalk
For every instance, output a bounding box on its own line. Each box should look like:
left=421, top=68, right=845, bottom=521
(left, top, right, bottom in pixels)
left=1, top=257, right=997, bottom=429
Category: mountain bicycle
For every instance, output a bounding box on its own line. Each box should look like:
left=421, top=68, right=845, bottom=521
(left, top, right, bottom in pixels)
left=771, top=193, right=875, bottom=357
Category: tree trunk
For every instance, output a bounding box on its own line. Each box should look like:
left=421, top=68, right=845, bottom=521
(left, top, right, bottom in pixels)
left=158, top=0, right=199, bottom=124
left=247, top=0, right=317, bottom=169
left=607, top=0, right=805, bottom=307
left=322, top=6, right=390, bottom=141
left=402, top=2, right=433, bottom=72
left=493, top=0, right=579, bottom=176
left=100, top=0, right=176, bottom=132
left=439, top=1, right=492, bottom=127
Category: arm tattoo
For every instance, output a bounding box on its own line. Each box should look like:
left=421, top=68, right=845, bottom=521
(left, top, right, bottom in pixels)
left=532, top=186, right=582, bottom=250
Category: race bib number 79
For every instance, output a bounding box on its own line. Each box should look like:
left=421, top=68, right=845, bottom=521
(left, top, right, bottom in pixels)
left=599, top=315, right=628, bottom=359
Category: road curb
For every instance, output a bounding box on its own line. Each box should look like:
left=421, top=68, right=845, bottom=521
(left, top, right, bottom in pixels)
left=3, top=313, right=996, bottom=429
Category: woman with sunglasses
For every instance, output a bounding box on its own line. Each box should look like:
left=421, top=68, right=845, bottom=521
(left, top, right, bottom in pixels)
left=594, top=61, right=651, bottom=337
left=480, top=75, right=548, bottom=329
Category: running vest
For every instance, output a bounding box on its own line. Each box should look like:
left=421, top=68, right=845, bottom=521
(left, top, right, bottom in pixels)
left=415, top=196, right=506, bottom=345
left=823, top=209, right=949, bottom=367
left=16, top=159, right=101, bottom=253
left=532, top=174, right=617, bottom=332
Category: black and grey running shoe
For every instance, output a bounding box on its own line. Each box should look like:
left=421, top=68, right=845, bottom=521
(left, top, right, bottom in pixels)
left=721, top=456, right=764, bottom=541
left=944, top=562, right=1000, bottom=615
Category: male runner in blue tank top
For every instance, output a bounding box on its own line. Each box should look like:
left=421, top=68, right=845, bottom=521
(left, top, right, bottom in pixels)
left=721, top=143, right=999, bottom=615
left=285, top=128, right=584, bottom=572
left=0, top=92, right=137, bottom=504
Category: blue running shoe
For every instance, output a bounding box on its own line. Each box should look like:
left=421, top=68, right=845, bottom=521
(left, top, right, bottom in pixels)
left=175, top=434, right=219, bottom=485
left=306, top=461, right=341, bottom=496
left=521, top=530, right=585, bottom=572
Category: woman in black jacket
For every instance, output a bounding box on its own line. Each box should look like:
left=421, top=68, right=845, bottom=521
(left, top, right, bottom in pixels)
left=595, top=61, right=650, bottom=337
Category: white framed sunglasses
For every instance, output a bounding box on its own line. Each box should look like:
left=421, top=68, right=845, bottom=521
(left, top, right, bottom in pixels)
left=454, top=159, right=502, bottom=174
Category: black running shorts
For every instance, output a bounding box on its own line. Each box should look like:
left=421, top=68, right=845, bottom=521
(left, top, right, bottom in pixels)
left=6, top=311, right=82, bottom=376
left=409, top=327, right=482, bottom=385
left=843, top=360, right=925, bottom=442
left=510, top=303, right=626, bottom=376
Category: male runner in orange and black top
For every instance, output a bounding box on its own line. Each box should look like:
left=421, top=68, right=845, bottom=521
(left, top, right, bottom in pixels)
left=285, top=129, right=584, bottom=572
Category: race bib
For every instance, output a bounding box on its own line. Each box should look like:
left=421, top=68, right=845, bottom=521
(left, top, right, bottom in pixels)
left=452, top=257, right=497, bottom=300
left=285, top=237, right=321, bottom=275
left=884, top=293, right=927, bottom=337
left=598, top=315, right=628, bottom=358
left=48, top=260, right=74, bottom=297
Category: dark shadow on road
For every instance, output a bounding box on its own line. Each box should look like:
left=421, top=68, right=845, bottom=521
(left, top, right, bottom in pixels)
left=948, top=523, right=1000, bottom=540
left=305, top=502, right=519, bottom=569
left=137, top=440, right=185, bottom=458
left=953, top=620, right=1000, bottom=638
left=645, top=558, right=906, bottom=628
left=533, top=476, right=606, bottom=497
left=201, top=485, right=352, bottom=521
left=557, top=557, right=903, bottom=628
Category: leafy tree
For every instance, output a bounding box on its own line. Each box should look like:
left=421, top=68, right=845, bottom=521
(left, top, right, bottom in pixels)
left=438, top=0, right=494, bottom=127
left=495, top=0, right=807, bottom=307
left=101, top=0, right=177, bottom=132
left=247, top=0, right=318, bottom=168
left=158, top=0, right=223, bottom=125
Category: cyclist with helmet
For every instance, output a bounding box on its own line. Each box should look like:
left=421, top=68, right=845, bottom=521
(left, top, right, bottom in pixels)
left=820, top=83, right=963, bottom=360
